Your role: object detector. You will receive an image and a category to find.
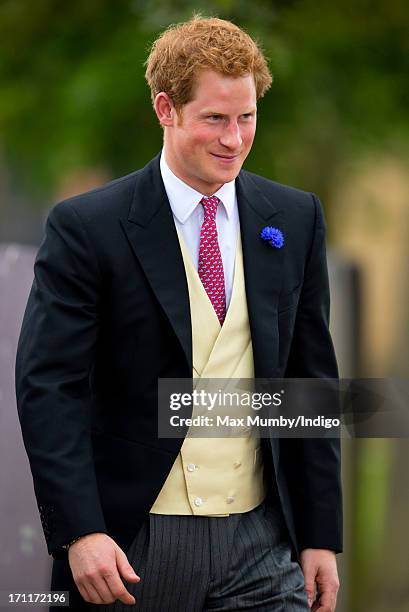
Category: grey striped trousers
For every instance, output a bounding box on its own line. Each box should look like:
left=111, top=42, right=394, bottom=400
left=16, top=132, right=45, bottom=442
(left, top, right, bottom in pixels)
left=99, top=494, right=309, bottom=611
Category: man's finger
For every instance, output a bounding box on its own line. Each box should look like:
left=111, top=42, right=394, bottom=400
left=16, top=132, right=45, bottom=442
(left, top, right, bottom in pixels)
left=76, top=583, right=92, bottom=605
left=115, top=546, right=141, bottom=583
left=104, top=572, right=136, bottom=605
left=315, top=585, right=337, bottom=612
left=89, top=575, right=118, bottom=604
left=302, top=567, right=316, bottom=608
left=83, top=581, right=104, bottom=605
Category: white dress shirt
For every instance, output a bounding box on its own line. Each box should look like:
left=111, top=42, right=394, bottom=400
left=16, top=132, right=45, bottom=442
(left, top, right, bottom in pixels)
left=160, top=148, right=240, bottom=307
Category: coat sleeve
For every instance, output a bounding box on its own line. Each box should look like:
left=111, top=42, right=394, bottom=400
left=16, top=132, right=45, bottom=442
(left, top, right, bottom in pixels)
left=283, top=193, right=343, bottom=554
left=15, top=201, right=108, bottom=559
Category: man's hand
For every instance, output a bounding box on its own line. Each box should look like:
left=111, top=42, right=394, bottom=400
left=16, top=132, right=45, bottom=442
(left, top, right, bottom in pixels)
left=300, top=548, right=340, bottom=612
left=68, top=532, right=140, bottom=605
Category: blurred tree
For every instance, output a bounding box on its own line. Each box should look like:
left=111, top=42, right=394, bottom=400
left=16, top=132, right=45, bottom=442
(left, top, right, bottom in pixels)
left=0, top=0, right=408, bottom=204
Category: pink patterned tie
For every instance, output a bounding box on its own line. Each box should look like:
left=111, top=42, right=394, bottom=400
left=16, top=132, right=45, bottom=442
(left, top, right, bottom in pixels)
left=198, top=195, right=226, bottom=325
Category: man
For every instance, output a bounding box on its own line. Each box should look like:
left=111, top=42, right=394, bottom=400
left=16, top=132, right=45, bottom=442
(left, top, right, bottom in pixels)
left=15, top=15, right=342, bottom=612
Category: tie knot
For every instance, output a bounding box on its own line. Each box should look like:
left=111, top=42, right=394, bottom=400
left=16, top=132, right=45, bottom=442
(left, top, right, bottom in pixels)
left=200, top=195, right=220, bottom=221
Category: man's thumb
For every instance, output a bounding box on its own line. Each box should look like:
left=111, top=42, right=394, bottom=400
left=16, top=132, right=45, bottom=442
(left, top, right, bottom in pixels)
left=115, top=547, right=140, bottom=582
left=303, top=570, right=316, bottom=608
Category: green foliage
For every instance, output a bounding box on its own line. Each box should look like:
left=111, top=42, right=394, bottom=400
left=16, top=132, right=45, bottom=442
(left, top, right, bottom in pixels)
left=0, top=0, right=408, bottom=201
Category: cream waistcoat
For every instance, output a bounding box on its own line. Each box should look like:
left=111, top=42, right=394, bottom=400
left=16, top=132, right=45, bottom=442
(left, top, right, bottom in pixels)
left=150, top=229, right=267, bottom=515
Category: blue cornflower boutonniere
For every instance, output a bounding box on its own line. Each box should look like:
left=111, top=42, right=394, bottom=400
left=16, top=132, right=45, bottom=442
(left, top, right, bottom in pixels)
left=260, top=226, right=284, bottom=249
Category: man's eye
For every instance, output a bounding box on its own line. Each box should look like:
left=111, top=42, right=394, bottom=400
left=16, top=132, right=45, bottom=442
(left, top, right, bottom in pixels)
left=208, top=115, right=222, bottom=120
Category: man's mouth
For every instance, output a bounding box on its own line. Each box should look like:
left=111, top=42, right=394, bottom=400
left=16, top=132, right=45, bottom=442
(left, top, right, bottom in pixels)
left=210, top=153, right=240, bottom=161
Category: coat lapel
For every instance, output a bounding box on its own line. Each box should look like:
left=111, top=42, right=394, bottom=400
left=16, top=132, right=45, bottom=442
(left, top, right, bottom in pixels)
left=236, top=170, right=286, bottom=378
left=119, top=154, right=192, bottom=370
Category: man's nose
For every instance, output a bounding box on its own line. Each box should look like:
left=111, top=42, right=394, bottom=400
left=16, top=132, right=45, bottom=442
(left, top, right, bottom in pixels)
left=219, top=121, right=243, bottom=149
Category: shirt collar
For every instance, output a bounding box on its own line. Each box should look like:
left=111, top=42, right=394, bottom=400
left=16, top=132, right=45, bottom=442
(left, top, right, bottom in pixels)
left=160, top=148, right=236, bottom=224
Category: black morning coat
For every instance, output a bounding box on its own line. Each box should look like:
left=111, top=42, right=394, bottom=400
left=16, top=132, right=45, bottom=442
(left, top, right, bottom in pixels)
left=15, top=152, right=342, bottom=577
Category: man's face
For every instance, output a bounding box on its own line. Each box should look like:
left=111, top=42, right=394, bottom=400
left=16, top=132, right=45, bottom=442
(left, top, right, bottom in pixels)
left=163, top=70, right=257, bottom=195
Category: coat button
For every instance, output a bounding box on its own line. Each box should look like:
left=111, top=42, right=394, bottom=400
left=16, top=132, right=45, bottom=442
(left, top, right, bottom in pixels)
left=226, top=496, right=235, bottom=504
left=194, top=497, right=203, bottom=507
left=233, top=461, right=242, bottom=468
left=187, top=463, right=197, bottom=472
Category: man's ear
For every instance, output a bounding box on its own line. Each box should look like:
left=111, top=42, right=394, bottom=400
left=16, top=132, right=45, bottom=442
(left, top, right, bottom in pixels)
left=154, top=92, right=176, bottom=128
